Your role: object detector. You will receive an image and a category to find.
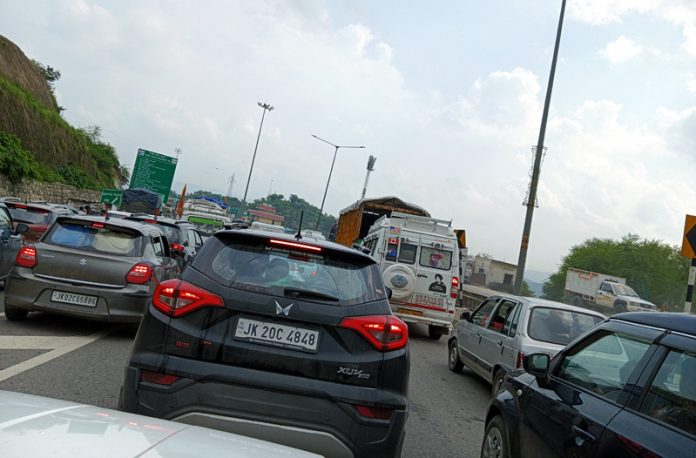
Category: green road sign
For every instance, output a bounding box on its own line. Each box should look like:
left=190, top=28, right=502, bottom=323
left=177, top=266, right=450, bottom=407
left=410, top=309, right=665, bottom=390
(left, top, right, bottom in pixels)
left=100, top=189, right=123, bottom=206
left=128, top=148, right=178, bottom=204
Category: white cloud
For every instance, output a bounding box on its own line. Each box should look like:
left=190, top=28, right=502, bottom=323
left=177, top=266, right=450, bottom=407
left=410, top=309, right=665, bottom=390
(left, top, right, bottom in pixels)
left=568, top=0, right=660, bottom=25
left=599, top=36, right=643, bottom=63
left=688, top=74, right=696, bottom=93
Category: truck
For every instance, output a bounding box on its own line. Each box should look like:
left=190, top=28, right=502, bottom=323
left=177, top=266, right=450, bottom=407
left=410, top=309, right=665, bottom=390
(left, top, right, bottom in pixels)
left=564, top=268, right=657, bottom=314
left=331, top=196, right=431, bottom=246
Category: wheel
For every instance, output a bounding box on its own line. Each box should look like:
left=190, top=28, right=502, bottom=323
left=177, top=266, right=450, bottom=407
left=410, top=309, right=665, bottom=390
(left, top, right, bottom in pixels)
left=613, top=302, right=627, bottom=314
left=448, top=340, right=464, bottom=373
left=492, top=370, right=505, bottom=397
left=428, top=325, right=444, bottom=340
left=4, top=304, right=28, bottom=321
left=572, top=295, right=583, bottom=307
left=481, top=415, right=509, bottom=458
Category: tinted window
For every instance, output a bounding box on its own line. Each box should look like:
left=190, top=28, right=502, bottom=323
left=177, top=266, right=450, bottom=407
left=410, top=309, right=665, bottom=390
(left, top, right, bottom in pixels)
left=205, top=237, right=386, bottom=306
left=157, top=224, right=182, bottom=243
left=528, top=307, right=603, bottom=345
left=489, top=300, right=517, bottom=334
left=45, top=221, right=141, bottom=256
left=152, top=236, right=164, bottom=257
left=556, top=331, right=651, bottom=402
left=0, top=207, right=11, bottom=230
left=385, top=237, right=398, bottom=261
left=472, top=299, right=498, bottom=327
left=419, top=246, right=452, bottom=270
left=398, top=242, right=417, bottom=264
left=8, top=206, right=51, bottom=225
left=640, top=350, right=696, bottom=436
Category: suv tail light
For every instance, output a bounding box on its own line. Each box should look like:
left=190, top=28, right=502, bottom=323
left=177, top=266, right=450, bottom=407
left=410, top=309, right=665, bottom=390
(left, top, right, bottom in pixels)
left=451, top=276, right=459, bottom=299
left=339, top=315, right=408, bottom=351
left=170, top=243, right=185, bottom=252
left=126, top=263, right=153, bottom=284
left=141, top=370, right=179, bottom=385
left=16, top=246, right=37, bottom=268
left=354, top=404, right=394, bottom=420
left=152, top=279, right=224, bottom=317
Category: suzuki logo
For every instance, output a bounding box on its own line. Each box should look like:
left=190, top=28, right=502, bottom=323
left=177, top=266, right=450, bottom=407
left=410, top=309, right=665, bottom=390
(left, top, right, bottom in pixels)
left=275, top=300, right=294, bottom=316
left=79, top=258, right=87, bottom=266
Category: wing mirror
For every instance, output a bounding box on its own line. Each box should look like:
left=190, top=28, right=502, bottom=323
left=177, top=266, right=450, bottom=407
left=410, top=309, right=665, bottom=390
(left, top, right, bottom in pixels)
left=523, top=353, right=550, bottom=379
left=14, top=223, right=29, bottom=235
left=460, top=310, right=471, bottom=321
left=385, top=287, right=393, bottom=300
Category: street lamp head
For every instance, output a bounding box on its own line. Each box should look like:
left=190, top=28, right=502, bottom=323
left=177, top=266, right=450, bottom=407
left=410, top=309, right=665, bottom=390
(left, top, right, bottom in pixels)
left=258, top=102, right=274, bottom=111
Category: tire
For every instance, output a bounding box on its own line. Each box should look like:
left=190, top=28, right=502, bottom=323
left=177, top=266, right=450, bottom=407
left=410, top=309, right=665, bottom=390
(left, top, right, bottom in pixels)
left=448, top=340, right=464, bottom=373
left=4, top=304, right=28, bottom=321
left=492, top=370, right=505, bottom=397
left=481, top=415, right=509, bottom=458
left=428, top=325, right=444, bottom=340
left=613, top=302, right=627, bottom=314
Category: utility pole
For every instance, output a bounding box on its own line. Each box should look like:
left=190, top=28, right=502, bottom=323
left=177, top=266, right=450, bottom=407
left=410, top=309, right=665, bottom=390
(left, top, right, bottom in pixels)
left=242, top=102, right=274, bottom=204
left=227, top=174, right=236, bottom=199
left=514, top=0, right=567, bottom=295
left=361, top=155, right=377, bottom=200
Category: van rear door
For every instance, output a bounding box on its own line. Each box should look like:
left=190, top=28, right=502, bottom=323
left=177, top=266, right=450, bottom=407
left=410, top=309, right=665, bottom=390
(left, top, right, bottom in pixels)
left=410, top=235, right=457, bottom=320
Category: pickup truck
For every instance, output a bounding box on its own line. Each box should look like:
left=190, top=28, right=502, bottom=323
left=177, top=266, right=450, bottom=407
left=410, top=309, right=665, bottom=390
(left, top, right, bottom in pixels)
left=564, top=267, right=656, bottom=314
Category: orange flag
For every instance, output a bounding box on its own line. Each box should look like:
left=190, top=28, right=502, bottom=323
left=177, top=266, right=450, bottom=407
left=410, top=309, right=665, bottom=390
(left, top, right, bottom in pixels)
left=175, top=184, right=187, bottom=218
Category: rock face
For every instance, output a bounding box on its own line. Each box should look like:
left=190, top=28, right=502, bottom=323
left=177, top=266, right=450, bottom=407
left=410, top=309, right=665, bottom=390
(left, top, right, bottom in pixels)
left=0, top=34, right=101, bottom=178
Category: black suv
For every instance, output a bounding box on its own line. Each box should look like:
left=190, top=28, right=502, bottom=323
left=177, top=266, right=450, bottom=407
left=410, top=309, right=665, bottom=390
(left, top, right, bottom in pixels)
left=125, top=215, right=203, bottom=269
left=119, top=229, right=410, bottom=458
left=482, top=312, right=696, bottom=458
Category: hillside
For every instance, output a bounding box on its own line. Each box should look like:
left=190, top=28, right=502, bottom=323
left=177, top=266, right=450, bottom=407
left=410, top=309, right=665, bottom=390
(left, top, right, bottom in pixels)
left=0, top=34, right=125, bottom=189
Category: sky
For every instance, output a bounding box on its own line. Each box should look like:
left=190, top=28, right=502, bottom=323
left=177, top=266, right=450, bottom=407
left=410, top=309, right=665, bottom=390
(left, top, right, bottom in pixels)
left=2, top=0, right=696, bottom=274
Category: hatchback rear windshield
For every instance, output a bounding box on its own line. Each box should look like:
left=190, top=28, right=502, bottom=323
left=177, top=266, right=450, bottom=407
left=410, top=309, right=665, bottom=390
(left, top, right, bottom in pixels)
left=203, top=236, right=387, bottom=306
left=45, top=221, right=142, bottom=256
left=528, top=307, right=603, bottom=346
left=7, top=206, right=53, bottom=225
left=136, top=221, right=182, bottom=243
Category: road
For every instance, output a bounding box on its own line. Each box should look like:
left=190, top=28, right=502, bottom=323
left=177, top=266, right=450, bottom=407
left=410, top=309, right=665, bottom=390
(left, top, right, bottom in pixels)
left=0, top=291, right=490, bottom=458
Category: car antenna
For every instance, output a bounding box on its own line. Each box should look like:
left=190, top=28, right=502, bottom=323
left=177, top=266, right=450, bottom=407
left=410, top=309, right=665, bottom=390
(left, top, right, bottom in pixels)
left=295, top=211, right=304, bottom=240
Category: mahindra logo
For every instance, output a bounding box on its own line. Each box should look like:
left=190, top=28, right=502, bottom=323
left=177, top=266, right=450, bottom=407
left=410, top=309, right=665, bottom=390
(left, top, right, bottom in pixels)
left=275, top=300, right=294, bottom=316
left=79, top=258, right=87, bottom=266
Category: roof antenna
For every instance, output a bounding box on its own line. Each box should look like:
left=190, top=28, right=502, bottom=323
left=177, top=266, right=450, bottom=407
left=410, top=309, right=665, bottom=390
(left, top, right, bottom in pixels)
left=295, top=211, right=304, bottom=240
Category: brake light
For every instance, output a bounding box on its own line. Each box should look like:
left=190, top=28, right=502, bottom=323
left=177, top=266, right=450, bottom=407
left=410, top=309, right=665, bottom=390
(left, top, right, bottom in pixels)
left=339, top=315, right=408, bottom=351
left=170, top=243, right=185, bottom=252
left=126, top=263, right=153, bottom=284
left=141, top=370, right=179, bottom=385
left=91, top=222, right=105, bottom=229
left=354, top=405, right=394, bottom=420
left=269, top=239, right=322, bottom=252
left=14, top=204, right=27, bottom=209
left=16, top=246, right=37, bottom=268
left=144, top=219, right=157, bottom=224
left=516, top=351, right=525, bottom=369
left=451, top=276, right=459, bottom=299
left=152, top=279, right=224, bottom=317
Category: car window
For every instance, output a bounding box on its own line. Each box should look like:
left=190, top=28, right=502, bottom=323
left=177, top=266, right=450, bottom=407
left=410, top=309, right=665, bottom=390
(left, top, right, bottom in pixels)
left=419, top=246, right=452, bottom=270
left=152, top=236, right=165, bottom=257
left=385, top=237, right=398, bottom=261
left=528, top=307, right=604, bottom=345
left=7, top=206, right=51, bottom=225
left=397, top=241, right=417, bottom=264
left=556, top=331, right=652, bottom=402
left=0, top=207, right=11, bottom=230
left=503, top=301, right=522, bottom=336
left=44, top=221, right=142, bottom=256
left=187, top=229, right=201, bottom=247
left=639, top=350, right=696, bottom=436
left=601, top=283, right=614, bottom=293
left=471, top=298, right=498, bottom=327
left=488, top=300, right=517, bottom=334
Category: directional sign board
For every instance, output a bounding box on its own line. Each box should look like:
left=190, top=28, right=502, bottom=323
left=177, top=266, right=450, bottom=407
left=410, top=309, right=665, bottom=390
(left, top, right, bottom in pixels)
left=682, top=214, right=696, bottom=258
left=128, top=148, right=178, bottom=205
left=100, top=189, right=123, bottom=207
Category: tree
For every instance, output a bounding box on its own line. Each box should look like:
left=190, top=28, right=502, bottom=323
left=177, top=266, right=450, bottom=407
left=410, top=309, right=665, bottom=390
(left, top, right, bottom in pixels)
left=31, top=59, right=61, bottom=92
left=520, top=281, right=535, bottom=297
left=542, top=234, right=689, bottom=310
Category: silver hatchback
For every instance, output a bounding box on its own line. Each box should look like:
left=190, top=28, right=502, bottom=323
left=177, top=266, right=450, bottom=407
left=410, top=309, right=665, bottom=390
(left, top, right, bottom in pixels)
left=3, top=216, right=179, bottom=322
left=448, top=295, right=605, bottom=395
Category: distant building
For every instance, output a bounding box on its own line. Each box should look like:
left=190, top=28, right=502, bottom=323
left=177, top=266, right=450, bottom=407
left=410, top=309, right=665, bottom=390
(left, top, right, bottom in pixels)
left=247, top=204, right=285, bottom=226
left=469, top=256, right=517, bottom=292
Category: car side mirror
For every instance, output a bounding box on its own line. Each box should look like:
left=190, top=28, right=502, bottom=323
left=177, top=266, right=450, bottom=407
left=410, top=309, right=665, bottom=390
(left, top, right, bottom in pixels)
left=523, top=353, right=550, bottom=379
left=460, top=310, right=471, bottom=321
left=14, top=223, right=29, bottom=235
left=385, top=287, right=393, bottom=300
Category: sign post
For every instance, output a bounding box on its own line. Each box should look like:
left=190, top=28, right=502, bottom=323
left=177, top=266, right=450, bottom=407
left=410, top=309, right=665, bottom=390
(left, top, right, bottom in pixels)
left=128, top=149, right=178, bottom=205
left=681, top=214, right=696, bottom=313
left=100, top=189, right=123, bottom=207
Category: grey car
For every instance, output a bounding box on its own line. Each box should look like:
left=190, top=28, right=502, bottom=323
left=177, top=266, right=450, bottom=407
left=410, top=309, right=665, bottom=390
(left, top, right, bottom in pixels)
left=3, top=215, right=179, bottom=322
left=0, top=203, right=28, bottom=288
left=448, top=295, right=605, bottom=395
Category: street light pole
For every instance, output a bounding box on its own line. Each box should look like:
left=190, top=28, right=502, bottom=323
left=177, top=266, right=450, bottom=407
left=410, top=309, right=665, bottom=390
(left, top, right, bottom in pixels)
left=312, top=134, right=365, bottom=230
left=513, top=0, right=567, bottom=294
left=242, top=102, right=274, bottom=204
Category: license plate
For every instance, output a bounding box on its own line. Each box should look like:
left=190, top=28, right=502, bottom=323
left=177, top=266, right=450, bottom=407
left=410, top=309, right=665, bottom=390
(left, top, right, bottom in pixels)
left=397, top=308, right=423, bottom=317
left=235, top=318, right=320, bottom=352
left=50, top=291, right=97, bottom=307
left=413, top=294, right=445, bottom=307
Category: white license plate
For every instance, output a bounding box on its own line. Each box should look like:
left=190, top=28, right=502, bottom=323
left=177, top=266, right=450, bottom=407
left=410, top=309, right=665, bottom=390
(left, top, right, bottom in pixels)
left=235, top=318, right=319, bottom=352
left=50, top=291, right=97, bottom=307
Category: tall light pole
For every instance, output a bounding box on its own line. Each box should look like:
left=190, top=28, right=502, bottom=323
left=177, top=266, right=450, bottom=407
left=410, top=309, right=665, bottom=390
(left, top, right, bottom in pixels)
left=514, top=0, right=567, bottom=294
left=242, top=102, right=274, bottom=204
left=312, top=134, right=365, bottom=230
left=361, top=155, right=377, bottom=200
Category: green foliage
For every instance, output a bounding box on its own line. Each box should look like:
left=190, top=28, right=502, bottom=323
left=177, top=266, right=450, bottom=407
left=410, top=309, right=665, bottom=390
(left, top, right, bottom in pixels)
left=542, top=234, right=689, bottom=309
left=78, top=126, right=125, bottom=187
left=31, top=59, right=61, bottom=92
left=57, top=164, right=94, bottom=189
left=520, top=280, right=535, bottom=297
left=0, top=131, right=38, bottom=183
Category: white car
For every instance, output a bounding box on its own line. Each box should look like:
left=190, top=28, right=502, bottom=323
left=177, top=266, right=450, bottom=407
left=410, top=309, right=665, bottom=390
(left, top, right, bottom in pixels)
left=448, top=295, right=606, bottom=396
left=0, top=390, right=319, bottom=458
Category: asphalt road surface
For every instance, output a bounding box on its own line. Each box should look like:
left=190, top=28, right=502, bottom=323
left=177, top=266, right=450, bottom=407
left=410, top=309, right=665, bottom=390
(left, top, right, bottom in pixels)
left=0, top=291, right=491, bottom=457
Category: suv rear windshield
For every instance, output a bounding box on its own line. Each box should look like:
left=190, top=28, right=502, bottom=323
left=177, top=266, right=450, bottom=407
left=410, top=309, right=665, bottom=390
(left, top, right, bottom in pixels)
left=7, top=206, right=53, bottom=225
left=202, top=236, right=387, bottom=306
left=45, top=221, right=142, bottom=256
left=528, top=307, right=603, bottom=346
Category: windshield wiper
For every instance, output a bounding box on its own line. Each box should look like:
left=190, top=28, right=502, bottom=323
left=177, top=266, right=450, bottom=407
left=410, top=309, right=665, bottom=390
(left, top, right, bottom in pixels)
left=283, top=287, right=340, bottom=301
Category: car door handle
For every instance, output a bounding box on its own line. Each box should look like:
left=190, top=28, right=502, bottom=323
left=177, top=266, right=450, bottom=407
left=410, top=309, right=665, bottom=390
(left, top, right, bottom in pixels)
left=572, top=425, right=596, bottom=443
left=496, top=340, right=503, bottom=346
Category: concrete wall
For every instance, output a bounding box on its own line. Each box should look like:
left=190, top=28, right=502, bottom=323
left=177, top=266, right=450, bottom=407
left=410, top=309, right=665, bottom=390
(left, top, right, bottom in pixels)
left=0, top=178, right=101, bottom=204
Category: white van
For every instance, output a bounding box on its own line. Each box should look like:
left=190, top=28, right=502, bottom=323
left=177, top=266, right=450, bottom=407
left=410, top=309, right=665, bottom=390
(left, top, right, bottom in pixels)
left=361, top=211, right=459, bottom=340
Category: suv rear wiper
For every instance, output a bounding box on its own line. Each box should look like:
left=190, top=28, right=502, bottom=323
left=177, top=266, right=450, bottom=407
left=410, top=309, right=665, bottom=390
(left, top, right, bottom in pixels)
left=283, top=287, right=340, bottom=301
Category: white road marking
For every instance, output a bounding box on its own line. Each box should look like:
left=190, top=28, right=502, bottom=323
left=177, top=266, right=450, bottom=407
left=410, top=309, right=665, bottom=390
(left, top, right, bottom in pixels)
left=0, top=329, right=112, bottom=382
